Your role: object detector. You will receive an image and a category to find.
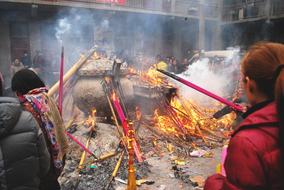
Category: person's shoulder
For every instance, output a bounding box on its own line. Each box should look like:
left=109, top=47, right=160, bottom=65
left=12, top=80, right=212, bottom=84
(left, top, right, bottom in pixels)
left=0, top=97, right=36, bottom=137
left=0, top=97, right=19, bottom=104
left=0, top=97, right=38, bottom=129
left=12, top=109, right=39, bottom=134
left=233, top=125, right=279, bottom=155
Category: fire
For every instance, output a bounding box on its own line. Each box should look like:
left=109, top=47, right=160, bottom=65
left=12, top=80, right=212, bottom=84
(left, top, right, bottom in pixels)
left=128, top=67, right=137, bottom=75
left=132, top=66, right=236, bottom=143
left=140, top=67, right=169, bottom=86
left=153, top=96, right=236, bottom=141
left=85, top=108, right=97, bottom=127
left=91, top=51, right=100, bottom=60
left=112, top=91, right=118, bottom=102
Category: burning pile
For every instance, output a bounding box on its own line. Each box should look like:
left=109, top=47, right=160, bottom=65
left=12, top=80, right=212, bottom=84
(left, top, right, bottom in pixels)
left=152, top=96, right=236, bottom=146
left=132, top=67, right=239, bottom=150
left=57, top=50, right=242, bottom=189
left=139, top=67, right=170, bottom=87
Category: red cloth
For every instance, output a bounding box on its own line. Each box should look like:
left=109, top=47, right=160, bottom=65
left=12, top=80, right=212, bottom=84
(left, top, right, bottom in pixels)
left=96, top=0, right=126, bottom=5
left=205, top=102, right=284, bottom=190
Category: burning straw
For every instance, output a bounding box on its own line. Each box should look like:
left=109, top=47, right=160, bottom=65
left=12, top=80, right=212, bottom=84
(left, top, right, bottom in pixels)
left=131, top=67, right=239, bottom=150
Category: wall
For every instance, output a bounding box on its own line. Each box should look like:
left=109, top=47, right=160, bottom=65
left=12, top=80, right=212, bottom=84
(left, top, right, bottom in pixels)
left=29, top=21, right=42, bottom=60
left=0, top=21, right=11, bottom=88
left=0, top=2, right=218, bottom=77
left=221, top=18, right=282, bottom=49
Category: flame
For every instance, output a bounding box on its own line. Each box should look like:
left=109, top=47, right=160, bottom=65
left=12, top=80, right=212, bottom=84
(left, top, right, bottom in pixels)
left=128, top=67, right=137, bottom=75
left=91, top=51, right=100, bottom=60
left=85, top=108, right=96, bottom=127
left=139, top=67, right=169, bottom=86
left=129, top=67, right=236, bottom=143
left=153, top=96, right=236, bottom=140
left=112, top=91, right=117, bottom=101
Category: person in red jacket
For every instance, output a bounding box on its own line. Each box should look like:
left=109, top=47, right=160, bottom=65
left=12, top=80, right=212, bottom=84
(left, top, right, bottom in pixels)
left=204, top=42, right=284, bottom=190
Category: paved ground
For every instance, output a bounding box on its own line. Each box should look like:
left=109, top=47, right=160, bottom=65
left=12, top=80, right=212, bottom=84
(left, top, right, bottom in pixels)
left=116, top=148, right=222, bottom=190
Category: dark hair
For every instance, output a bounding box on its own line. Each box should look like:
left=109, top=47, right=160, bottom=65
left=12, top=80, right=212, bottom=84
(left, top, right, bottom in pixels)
left=11, top=69, right=45, bottom=95
left=241, top=42, right=284, bottom=155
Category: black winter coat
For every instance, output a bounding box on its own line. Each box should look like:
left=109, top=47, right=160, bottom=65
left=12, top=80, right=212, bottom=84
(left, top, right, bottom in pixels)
left=0, top=97, right=50, bottom=190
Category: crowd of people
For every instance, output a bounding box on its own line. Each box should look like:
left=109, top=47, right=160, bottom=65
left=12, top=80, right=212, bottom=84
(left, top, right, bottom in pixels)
left=152, top=55, right=190, bottom=74
left=8, top=50, right=57, bottom=91
left=1, top=42, right=284, bottom=189
left=10, top=51, right=36, bottom=74
left=153, top=50, right=205, bottom=74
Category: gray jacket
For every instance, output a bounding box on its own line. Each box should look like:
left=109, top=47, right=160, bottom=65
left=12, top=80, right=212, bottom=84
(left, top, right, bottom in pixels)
left=0, top=97, right=50, bottom=190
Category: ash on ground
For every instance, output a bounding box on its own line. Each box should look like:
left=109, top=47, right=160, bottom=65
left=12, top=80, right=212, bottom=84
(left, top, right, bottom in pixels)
left=60, top=153, right=151, bottom=190
left=59, top=123, right=152, bottom=190
left=60, top=121, right=224, bottom=190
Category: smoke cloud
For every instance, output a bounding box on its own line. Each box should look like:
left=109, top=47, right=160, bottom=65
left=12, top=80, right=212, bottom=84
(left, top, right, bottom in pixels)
left=55, top=18, right=71, bottom=44
left=38, top=6, right=205, bottom=74
left=175, top=48, right=241, bottom=107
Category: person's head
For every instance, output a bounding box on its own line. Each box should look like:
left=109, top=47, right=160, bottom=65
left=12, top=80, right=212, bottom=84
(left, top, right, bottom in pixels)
left=241, top=42, right=284, bottom=152
left=166, top=57, right=171, bottom=63
left=241, top=42, right=284, bottom=105
left=173, top=58, right=177, bottom=65
left=11, top=69, right=45, bottom=96
left=14, top=59, right=20, bottom=65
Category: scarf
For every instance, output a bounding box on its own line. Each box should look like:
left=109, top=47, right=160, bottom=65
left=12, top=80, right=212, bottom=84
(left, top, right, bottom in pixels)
left=19, top=87, right=69, bottom=172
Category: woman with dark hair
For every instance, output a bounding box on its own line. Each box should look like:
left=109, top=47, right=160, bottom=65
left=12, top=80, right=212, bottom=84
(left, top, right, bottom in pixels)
left=204, top=42, right=284, bottom=189
left=12, top=69, right=45, bottom=95
left=12, top=69, right=68, bottom=190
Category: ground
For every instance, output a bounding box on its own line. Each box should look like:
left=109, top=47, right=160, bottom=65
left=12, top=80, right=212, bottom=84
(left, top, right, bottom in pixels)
left=115, top=148, right=221, bottom=190
left=60, top=122, right=223, bottom=190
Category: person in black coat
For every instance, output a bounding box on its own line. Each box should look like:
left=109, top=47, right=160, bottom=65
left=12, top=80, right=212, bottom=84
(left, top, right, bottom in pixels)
left=0, top=97, right=50, bottom=190
left=21, top=51, right=32, bottom=68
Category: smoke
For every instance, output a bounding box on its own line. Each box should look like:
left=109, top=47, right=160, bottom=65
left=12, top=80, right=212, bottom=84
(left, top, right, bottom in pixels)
left=40, top=8, right=95, bottom=73
left=101, top=18, right=109, bottom=30
left=55, top=18, right=71, bottom=44
left=174, top=48, right=241, bottom=107
left=45, top=8, right=180, bottom=71
left=35, top=3, right=240, bottom=86
left=36, top=2, right=226, bottom=76
left=55, top=11, right=83, bottom=43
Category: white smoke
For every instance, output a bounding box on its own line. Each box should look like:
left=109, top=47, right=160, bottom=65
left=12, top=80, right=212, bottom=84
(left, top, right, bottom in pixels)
left=55, top=18, right=71, bottom=44
left=101, top=19, right=109, bottom=30
left=174, top=49, right=241, bottom=107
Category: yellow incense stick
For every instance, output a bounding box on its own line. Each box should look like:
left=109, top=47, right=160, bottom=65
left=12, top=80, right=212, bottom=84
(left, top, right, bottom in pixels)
left=78, top=137, right=91, bottom=170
